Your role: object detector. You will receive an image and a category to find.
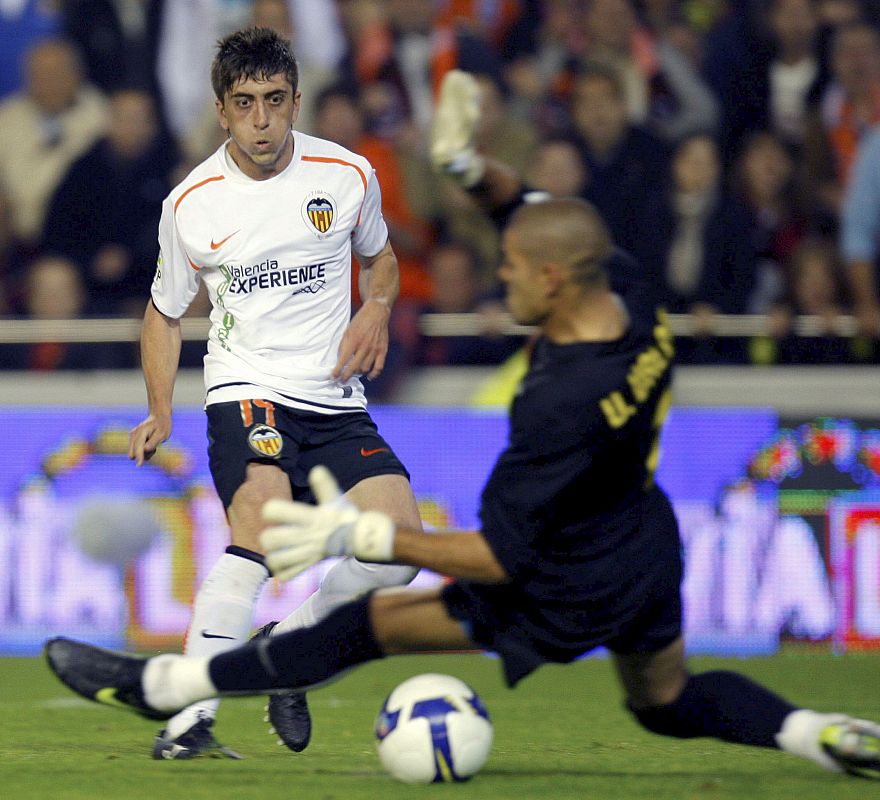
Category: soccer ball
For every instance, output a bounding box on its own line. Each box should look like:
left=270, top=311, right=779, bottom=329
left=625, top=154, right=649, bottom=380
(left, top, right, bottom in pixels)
left=374, top=673, right=493, bottom=784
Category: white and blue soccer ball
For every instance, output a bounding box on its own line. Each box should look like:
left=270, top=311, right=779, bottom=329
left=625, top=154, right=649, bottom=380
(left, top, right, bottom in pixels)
left=374, top=673, right=493, bottom=784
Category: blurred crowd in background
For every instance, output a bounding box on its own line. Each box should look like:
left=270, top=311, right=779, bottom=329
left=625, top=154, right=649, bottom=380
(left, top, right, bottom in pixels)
left=3, top=0, right=880, bottom=393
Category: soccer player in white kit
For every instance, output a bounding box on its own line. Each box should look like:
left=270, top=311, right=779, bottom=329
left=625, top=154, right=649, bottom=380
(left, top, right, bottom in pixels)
left=127, top=27, right=421, bottom=759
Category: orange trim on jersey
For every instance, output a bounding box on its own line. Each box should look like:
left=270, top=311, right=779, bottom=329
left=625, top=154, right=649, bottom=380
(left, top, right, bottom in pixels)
left=173, top=176, right=225, bottom=271
left=174, top=175, right=226, bottom=213
left=301, top=155, right=369, bottom=225
left=301, top=156, right=367, bottom=191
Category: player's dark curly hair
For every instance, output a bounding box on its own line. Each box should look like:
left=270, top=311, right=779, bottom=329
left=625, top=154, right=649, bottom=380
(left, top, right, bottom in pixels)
left=211, top=27, right=299, bottom=102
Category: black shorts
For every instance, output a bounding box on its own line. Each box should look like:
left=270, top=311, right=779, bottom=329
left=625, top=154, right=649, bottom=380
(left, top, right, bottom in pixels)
left=442, top=489, right=683, bottom=687
left=206, top=400, right=409, bottom=508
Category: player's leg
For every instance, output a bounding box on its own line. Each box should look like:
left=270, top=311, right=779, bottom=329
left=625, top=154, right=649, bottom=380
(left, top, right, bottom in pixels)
left=273, top=474, right=420, bottom=633
left=45, top=587, right=476, bottom=716
left=613, top=637, right=880, bottom=777
left=154, top=400, right=296, bottom=759
left=153, top=462, right=286, bottom=758
left=262, top=448, right=421, bottom=750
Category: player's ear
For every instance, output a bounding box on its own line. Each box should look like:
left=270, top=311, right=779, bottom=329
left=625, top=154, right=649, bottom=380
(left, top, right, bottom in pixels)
left=291, top=90, right=302, bottom=125
left=541, top=261, right=566, bottom=295
left=215, top=98, right=229, bottom=132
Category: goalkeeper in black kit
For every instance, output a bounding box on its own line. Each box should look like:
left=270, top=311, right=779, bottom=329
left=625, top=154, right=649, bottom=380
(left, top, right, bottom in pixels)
left=45, top=71, right=880, bottom=779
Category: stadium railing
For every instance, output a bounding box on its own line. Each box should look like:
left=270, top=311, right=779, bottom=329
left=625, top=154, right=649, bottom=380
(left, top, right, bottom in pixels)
left=0, top=312, right=865, bottom=343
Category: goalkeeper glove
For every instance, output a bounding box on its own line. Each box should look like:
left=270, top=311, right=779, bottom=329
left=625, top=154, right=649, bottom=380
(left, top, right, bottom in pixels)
left=430, top=69, right=485, bottom=187
left=261, top=465, right=395, bottom=582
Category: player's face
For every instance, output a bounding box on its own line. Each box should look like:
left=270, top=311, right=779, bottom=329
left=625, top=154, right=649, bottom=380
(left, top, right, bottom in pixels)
left=498, top=229, right=551, bottom=325
left=217, top=72, right=301, bottom=180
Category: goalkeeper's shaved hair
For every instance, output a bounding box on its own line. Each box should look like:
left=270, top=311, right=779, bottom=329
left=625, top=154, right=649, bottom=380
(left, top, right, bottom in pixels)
left=507, top=197, right=613, bottom=289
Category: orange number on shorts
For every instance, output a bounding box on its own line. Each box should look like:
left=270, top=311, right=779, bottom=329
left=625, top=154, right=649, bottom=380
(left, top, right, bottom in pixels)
left=239, top=399, right=275, bottom=428
left=253, top=399, right=276, bottom=427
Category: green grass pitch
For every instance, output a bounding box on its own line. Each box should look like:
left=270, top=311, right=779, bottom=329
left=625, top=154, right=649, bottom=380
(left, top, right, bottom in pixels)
left=1, top=650, right=877, bottom=799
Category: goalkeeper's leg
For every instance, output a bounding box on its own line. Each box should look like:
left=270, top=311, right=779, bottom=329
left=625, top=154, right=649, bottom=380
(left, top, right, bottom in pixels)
left=618, top=638, right=880, bottom=778
left=45, top=588, right=473, bottom=716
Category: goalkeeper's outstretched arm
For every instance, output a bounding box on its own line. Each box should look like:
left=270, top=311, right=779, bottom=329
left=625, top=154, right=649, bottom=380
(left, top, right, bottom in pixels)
left=261, top=465, right=509, bottom=584
left=385, top=526, right=508, bottom=583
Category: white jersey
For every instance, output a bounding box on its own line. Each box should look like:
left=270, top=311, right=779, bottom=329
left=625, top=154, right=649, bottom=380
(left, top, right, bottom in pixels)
left=151, top=131, right=389, bottom=413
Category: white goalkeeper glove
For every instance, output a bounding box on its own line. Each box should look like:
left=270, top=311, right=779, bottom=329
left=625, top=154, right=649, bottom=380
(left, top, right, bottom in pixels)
left=260, top=465, right=396, bottom=582
left=430, top=69, right=485, bottom=187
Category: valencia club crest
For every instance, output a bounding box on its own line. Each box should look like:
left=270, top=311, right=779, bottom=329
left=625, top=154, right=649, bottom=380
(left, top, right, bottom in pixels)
left=302, top=192, right=337, bottom=238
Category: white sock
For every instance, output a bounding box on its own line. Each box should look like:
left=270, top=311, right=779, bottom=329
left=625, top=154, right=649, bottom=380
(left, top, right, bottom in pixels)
left=144, top=655, right=216, bottom=713
left=165, top=552, right=268, bottom=737
left=272, top=558, right=416, bottom=635
left=775, top=709, right=849, bottom=772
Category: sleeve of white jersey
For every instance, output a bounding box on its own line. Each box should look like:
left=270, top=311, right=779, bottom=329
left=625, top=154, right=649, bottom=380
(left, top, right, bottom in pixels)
left=351, top=169, right=390, bottom=259
left=150, top=196, right=200, bottom=318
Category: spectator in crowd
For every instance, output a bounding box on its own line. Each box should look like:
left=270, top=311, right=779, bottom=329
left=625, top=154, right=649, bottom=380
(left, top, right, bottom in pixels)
left=578, top=0, right=719, bottom=142
left=42, top=88, right=179, bottom=316
left=634, top=131, right=756, bottom=362
left=0, top=255, right=131, bottom=371
left=802, top=21, right=880, bottom=224
left=435, top=0, right=526, bottom=51
left=568, top=62, right=669, bottom=253
left=313, top=83, right=436, bottom=307
left=634, top=0, right=717, bottom=67
left=312, top=81, right=436, bottom=400
left=840, top=123, right=880, bottom=342
left=154, top=0, right=250, bottom=143
left=338, top=0, right=502, bottom=138
left=733, top=130, right=810, bottom=313
left=0, top=0, right=60, bottom=99
left=60, top=0, right=162, bottom=100
left=0, top=38, right=107, bottom=252
left=754, top=237, right=868, bottom=363
left=702, top=0, right=772, bottom=156
left=705, top=0, right=827, bottom=158
left=764, top=0, right=827, bottom=147
left=0, top=189, right=24, bottom=314
left=526, top=136, right=590, bottom=197
left=418, top=241, right=522, bottom=367
left=501, top=0, right=589, bottom=132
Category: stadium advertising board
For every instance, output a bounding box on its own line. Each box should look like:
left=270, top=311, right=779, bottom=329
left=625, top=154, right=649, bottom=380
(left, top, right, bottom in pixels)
left=0, top=408, right=878, bottom=655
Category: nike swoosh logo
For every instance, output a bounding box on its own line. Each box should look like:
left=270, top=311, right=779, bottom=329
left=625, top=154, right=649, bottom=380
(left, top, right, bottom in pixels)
left=360, top=447, right=389, bottom=457
left=96, top=687, right=130, bottom=710
left=210, top=230, right=240, bottom=250
left=200, top=630, right=236, bottom=639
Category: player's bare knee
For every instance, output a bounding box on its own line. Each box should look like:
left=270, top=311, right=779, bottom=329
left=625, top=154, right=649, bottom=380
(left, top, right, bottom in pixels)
left=347, top=474, right=423, bottom=531
left=232, top=463, right=289, bottom=508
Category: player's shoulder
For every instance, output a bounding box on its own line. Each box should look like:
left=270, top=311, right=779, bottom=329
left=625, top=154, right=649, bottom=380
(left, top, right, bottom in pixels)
left=166, top=145, right=227, bottom=207
left=295, top=132, right=374, bottom=178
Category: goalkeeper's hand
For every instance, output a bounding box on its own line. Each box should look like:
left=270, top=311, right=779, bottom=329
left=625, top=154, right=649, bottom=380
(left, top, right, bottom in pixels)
left=430, top=69, right=485, bottom=187
left=260, top=465, right=396, bottom=582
